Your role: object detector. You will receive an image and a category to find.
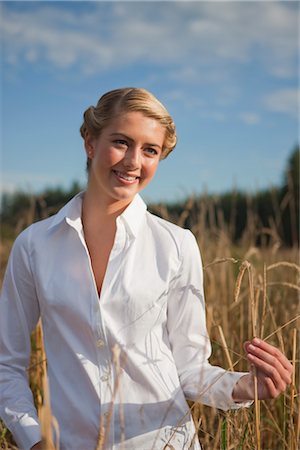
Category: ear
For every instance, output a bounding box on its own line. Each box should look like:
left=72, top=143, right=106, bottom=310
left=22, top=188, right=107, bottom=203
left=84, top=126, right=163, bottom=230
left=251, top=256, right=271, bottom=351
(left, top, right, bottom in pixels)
left=84, top=132, right=94, bottom=158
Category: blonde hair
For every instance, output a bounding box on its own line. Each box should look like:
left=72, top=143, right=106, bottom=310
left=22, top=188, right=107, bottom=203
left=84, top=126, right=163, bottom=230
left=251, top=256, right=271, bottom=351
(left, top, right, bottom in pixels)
left=80, top=87, right=177, bottom=171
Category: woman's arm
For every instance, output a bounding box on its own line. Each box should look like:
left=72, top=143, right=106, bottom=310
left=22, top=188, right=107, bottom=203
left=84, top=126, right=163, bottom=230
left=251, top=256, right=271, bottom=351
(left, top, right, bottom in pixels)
left=232, top=338, right=293, bottom=402
left=167, top=230, right=292, bottom=410
left=0, top=229, right=41, bottom=450
left=167, top=230, right=250, bottom=411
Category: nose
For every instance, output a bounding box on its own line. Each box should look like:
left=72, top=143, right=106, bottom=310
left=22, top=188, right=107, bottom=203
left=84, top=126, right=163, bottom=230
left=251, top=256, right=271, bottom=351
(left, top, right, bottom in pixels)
left=123, top=146, right=141, bottom=169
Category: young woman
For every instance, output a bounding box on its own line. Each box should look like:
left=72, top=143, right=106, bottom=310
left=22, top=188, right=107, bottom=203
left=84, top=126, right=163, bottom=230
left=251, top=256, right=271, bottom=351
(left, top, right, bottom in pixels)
left=0, top=88, right=292, bottom=450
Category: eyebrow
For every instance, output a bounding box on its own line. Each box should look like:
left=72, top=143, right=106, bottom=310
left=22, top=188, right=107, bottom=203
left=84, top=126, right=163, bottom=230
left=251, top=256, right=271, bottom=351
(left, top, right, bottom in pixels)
left=109, top=133, right=162, bottom=150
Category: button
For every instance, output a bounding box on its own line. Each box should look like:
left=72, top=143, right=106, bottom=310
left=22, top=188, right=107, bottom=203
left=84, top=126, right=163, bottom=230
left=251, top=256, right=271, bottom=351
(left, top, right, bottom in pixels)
left=96, top=339, right=105, bottom=348
left=101, top=374, right=109, bottom=382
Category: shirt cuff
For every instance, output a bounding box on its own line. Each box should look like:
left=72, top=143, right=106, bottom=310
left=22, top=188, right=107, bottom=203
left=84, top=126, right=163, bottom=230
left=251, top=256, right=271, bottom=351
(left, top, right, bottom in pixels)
left=227, top=371, right=254, bottom=410
left=181, top=368, right=254, bottom=411
left=202, top=370, right=253, bottom=411
left=10, top=414, right=41, bottom=450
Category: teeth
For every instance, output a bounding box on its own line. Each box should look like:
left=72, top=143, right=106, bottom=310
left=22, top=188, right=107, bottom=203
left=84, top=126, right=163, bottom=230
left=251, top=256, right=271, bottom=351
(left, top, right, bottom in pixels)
left=115, top=171, right=138, bottom=181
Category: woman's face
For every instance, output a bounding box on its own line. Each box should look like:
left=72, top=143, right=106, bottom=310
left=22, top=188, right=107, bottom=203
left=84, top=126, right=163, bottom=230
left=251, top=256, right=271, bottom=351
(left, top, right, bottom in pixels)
left=85, top=111, right=165, bottom=207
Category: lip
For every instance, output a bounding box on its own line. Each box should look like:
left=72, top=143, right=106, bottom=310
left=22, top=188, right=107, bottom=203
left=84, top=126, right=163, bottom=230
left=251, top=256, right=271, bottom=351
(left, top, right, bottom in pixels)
left=113, top=170, right=140, bottom=185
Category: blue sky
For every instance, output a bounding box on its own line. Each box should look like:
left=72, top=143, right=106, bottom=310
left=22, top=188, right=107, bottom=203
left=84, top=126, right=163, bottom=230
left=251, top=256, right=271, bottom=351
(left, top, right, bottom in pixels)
left=1, top=1, right=299, bottom=204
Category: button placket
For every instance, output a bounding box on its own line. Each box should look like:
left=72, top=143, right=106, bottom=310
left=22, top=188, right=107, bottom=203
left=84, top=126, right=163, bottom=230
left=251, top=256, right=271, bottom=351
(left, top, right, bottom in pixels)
left=100, top=373, right=109, bottom=382
left=96, top=339, right=105, bottom=348
left=96, top=220, right=128, bottom=447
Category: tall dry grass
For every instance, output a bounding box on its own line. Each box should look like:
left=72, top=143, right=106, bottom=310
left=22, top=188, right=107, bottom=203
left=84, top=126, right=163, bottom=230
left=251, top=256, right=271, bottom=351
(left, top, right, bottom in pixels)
left=181, top=194, right=299, bottom=450
left=0, top=192, right=299, bottom=450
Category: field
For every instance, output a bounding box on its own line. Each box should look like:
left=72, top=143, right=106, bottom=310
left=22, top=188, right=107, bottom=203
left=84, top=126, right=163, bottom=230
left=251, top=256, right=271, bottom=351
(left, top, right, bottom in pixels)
left=0, top=193, right=299, bottom=450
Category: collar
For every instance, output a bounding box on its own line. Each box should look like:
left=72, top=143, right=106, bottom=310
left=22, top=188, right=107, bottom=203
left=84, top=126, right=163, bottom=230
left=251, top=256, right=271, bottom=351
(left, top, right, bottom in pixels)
left=119, top=193, right=147, bottom=238
left=47, top=192, right=147, bottom=238
left=47, top=191, right=84, bottom=231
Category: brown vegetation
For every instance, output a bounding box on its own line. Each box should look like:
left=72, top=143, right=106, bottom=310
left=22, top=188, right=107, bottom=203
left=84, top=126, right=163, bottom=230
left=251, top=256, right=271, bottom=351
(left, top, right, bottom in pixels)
left=0, top=184, right=299, bottom=449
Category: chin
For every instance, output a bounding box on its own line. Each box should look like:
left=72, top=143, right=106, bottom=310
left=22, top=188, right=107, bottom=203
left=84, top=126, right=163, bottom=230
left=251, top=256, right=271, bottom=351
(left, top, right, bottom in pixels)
left=111, top=187, right=139, bottom=202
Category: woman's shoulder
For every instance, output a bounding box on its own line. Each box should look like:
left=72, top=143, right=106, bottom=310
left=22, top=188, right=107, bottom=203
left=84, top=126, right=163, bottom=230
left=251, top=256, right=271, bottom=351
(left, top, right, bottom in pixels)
left=14, top=193, right=83, bottom=243
left=145, top=210, right=186, bottom=235
left=145, top=210, right=196, bottom=255
left=11, top=214, right=59, bottom=251
left=12, top=195, right=79, bottom=251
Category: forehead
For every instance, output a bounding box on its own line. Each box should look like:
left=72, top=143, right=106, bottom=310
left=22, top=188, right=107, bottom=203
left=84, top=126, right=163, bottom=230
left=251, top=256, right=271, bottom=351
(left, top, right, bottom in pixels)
left=105, top=111, right=165, bottom=142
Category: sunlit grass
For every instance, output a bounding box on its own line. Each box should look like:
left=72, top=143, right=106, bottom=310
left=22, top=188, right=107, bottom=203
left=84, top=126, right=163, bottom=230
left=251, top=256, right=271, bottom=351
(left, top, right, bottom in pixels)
left=0, top=191, right=299, bottom=450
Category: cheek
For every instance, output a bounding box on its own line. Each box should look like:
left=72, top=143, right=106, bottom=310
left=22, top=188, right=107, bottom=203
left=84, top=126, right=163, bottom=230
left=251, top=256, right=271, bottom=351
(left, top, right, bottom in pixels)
left=109, top=148, right=125, bottom=166
left=143, top=159, right=159, bottom=178
left=96, top=147, right=122, bottom=167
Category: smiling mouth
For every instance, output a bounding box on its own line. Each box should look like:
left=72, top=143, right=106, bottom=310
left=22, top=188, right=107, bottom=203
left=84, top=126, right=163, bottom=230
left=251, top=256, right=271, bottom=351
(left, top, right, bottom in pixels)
left=113, top=170, right=140, bottom=183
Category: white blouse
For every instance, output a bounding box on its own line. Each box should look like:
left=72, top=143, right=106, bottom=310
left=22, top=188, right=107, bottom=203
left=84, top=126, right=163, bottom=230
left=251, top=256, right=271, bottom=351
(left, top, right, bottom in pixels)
left=0, top=192, right=249, bottom=450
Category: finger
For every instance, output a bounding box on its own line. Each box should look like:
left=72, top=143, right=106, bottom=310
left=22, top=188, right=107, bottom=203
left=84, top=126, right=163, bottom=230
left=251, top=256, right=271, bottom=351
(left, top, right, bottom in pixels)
left=243, top=341, right=251, bottom=352
left=247, top=352, right=288, bottom=391
left=249, top=364, right=284, bottom=399
left=264, top=376, right=281, bottom=399
left=247, top=343, right=292, bottom=384
left=251, top=338, right=293, bottom=375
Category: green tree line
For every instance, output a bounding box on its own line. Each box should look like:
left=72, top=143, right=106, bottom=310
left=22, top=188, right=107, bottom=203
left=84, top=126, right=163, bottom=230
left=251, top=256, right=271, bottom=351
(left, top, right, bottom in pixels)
left=1, top=146, right=299, bottom=247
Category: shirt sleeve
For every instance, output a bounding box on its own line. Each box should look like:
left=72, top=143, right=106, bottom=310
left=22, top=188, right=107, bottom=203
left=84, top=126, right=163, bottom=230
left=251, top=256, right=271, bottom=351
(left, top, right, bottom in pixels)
left=167, top=230, right=252, bottom=411
left=0, top=229, right=42, bottom=450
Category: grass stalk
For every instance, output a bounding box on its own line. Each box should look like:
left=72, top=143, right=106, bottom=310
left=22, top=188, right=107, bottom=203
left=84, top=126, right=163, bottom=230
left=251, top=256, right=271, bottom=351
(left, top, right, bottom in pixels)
left=264, top=315, right=300, bottom=343
left=95, top=344, right=125, bottom=450
left=220, top=418, right=228, bottom=450
left=289, top=328, right=297, bottom=449
left=1, top=191, right=299, bottom=450
left=247, top=263, right=261, bottom=450
left=37, top=321, right=58, bottom=450
left=296, top=398, right=300, bottom=450
left=260, top=264, right=267, bottom=339
left=218, top=325, right=234, bottom=371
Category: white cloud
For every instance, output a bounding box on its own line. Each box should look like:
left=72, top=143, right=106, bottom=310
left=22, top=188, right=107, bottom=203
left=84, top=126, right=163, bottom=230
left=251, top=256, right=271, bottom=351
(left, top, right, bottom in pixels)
left=0, top=172, right=64, bottom=194
left=0, top=180, right=17, bottom=195
left=164, top=88, right=206, bottom=111
left=239, top=112, right=261, bottom=125
left=1, top=7, right=114, bottom=71
left=186, top=1, right=298, bottom=71
left=1, top=2, right=298, bottom=79
left=263, top=88, right=299, bottom=119
left=199, top=111, right=226, bottom=122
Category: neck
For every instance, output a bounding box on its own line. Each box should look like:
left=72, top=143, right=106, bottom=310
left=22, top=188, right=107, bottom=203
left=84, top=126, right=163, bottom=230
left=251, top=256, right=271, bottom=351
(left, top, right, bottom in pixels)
left=81, top=187, right=134, bottom=230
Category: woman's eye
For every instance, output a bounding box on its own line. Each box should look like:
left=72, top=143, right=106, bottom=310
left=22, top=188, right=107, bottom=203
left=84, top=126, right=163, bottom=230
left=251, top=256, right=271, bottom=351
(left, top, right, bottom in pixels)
left=144, top=148, right=158, bottom=156
left=113, top=139, right=128, bottom=147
